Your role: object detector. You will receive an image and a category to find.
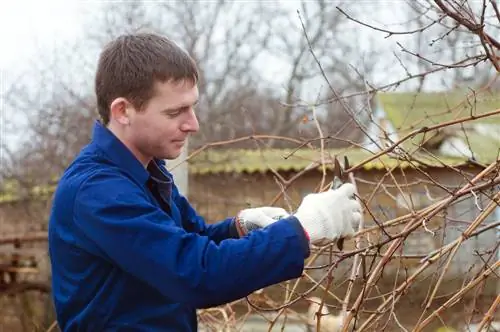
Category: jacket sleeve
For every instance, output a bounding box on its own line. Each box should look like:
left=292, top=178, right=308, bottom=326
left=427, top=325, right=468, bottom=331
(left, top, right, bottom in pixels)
left=171, top=183, right=240, bottom=243
left=73, top=171, right=310, bottom=309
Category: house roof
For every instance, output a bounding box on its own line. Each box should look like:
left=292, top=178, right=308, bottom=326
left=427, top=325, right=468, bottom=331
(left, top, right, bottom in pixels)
left=377, top=90, right=500, bottom=131
left=375, top=90, right=500, bottom=159
left=187, top=147, right=480, bottom=175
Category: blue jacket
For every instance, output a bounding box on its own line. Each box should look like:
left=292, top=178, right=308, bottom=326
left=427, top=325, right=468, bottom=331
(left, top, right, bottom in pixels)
left=48, top=121, right=310, bottom=331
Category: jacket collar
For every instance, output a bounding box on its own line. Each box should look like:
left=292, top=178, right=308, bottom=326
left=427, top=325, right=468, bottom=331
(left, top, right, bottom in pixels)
left=90, top=121, right=173, bottom=189
left=147, top=158, right=173, bottom=198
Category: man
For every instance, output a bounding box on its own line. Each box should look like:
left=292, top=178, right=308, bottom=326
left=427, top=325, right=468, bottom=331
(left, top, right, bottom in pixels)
left=48, top=32, right=362, bottom=331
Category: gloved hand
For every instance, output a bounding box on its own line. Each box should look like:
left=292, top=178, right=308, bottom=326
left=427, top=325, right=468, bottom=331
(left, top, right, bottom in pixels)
left=294, top=183, right=361, bottom=246
left=235, top=206, right=289, bottom=236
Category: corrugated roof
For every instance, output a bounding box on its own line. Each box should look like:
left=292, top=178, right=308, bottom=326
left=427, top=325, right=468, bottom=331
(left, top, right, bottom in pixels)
left=376, top=90, right=500, bottom=157
left=187, top=147, right=478, bottom=175
left=378, top=90, right=500, bottom=131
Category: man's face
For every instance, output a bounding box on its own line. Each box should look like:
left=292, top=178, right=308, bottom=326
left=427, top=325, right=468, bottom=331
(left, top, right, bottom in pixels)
left=125, top=79, right=200, bottom=163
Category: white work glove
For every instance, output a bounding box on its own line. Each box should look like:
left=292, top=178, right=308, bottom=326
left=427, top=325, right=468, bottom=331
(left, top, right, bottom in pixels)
left=294, top=183, right=362, bottom=246
left=235, top=206, right=289, bottom=236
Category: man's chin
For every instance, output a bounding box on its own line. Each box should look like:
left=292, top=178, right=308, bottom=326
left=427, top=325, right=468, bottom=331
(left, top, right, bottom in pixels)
left=158, top=149, right=183, bottom=161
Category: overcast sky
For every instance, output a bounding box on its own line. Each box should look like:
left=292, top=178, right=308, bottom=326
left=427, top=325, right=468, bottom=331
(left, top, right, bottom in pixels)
left=0, top=0, right=411, bottom=77
left=1, top=1, right=85, bottom=67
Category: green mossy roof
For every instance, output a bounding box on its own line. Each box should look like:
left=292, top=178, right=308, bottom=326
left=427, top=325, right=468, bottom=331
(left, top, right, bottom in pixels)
left=377, top=90, right=500, bottom=156
left=378, top=90, right=500, bottom=131
left=187, top=147, right=475, bottom=175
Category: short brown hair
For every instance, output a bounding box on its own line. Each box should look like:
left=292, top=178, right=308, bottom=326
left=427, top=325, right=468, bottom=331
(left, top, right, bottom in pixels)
left=95, top=32, right=199, bottom=125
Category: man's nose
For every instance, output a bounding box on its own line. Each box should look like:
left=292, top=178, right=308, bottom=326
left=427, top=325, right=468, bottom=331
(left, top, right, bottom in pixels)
left=181, top=109, right=199, bottom=133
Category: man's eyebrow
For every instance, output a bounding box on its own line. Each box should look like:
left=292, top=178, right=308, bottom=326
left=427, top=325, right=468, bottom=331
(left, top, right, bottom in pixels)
left=177, top=99, right=199, bottom=109
left=163, top=99, right=199, bottom=113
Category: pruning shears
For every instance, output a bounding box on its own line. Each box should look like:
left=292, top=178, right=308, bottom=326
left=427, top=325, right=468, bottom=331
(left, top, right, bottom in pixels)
left=330, top=155, right=350, bottom=190
left=330, top=155, right=351, bottom=250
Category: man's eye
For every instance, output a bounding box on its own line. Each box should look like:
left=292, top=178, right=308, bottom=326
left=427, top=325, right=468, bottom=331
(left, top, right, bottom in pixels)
left=166, top=106, right=192, bottom=117
left=167, top=110, right=182, bottom=117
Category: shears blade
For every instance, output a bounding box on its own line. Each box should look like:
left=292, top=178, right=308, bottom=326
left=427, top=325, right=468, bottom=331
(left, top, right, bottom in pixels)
left=330, top=155, right=350, bottom=250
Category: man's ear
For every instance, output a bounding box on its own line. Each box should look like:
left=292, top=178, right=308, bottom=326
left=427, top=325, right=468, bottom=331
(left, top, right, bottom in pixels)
left=109, top=98, right=131, bottom=125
